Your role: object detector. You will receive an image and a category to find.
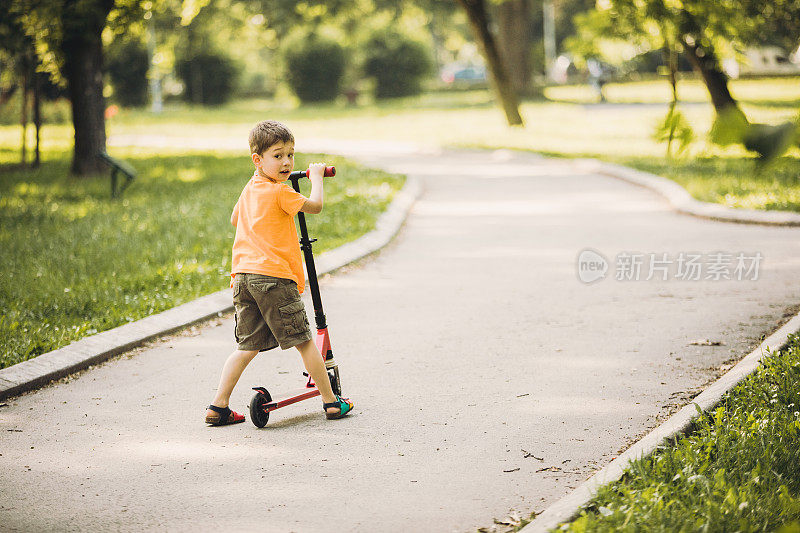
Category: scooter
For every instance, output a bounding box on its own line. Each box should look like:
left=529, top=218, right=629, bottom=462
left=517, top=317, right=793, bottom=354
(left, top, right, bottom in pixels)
left=249, top=165, right=341, bottom=427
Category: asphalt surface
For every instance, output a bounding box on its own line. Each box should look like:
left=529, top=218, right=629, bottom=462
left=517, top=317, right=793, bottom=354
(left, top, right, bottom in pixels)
left=2, top=148, right=799, bottom=532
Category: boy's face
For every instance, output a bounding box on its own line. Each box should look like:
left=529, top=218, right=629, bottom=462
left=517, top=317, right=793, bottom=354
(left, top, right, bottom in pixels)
left=252, top=141, right=295, bottom=182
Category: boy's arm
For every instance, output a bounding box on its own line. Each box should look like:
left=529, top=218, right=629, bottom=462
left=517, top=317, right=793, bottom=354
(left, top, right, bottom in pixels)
left=230, top=199, right=240, bottom=226
left=300, top=163, right=325, bottom=214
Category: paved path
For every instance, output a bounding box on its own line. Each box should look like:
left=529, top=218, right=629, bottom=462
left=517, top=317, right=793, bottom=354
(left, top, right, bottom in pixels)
left=2, top=148, right=799, bottom=532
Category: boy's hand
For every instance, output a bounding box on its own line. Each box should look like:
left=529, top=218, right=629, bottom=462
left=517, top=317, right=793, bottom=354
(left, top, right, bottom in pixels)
left=301, top=162, right=326, bottom=214
left=308, top=162, right=326, bottom=181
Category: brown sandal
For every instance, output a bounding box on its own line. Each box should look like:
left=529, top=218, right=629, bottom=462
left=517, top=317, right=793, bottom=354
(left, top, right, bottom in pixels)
left=205, top=405, right=245, bottom=426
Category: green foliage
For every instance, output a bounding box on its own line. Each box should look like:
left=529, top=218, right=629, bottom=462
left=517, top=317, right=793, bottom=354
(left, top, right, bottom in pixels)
left=7, top=0, right=134, bottom=86
left=562, top=333, right=800, bottom=532
left=0, top=90, right=71, bottom=126
left=0, top=148, right=404, bottom=369
left=653, top=107, right=694, bottom=157
left=725, top=0, right=800, bottom=54
left=285, top=35, right=346, bottom=103
left=709, top=107, right=750, bottom=147
left=570, top=0, right=800, bottom=70
left=614, top=155, right=800, bottom=212
left=363, top=30, right=433, bottom=99
left=106, top=38, right=149, bottom=107
left=175, top=51, right=239, bottom=105
left=564, top=9, right=620, bottom=66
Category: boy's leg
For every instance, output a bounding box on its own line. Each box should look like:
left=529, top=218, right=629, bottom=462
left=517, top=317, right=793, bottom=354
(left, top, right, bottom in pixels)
left=208, top=349, right=259, bottom=412
left=295, top=340, right=341, bottom=414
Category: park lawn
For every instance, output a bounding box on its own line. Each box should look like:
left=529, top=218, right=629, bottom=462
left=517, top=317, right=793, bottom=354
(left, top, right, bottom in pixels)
left=7, top=77, right=797, bottom=214
left=552, top=333, right=800, bottom=532
left=543, top=76, right=800, bottom=107
left=100, top=76, right=799, bottom=213
left=608, top=155, right=800, bottom=212
left=0, top=146, right=404, bottom=369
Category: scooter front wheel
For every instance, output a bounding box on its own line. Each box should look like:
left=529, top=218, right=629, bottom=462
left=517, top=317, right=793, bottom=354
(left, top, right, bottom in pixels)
left=249, top=389, right=272, bottom=428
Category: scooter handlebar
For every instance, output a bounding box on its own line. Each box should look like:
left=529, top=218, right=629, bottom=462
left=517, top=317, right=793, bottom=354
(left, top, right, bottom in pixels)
left=289, top=166, right=336, bottom=180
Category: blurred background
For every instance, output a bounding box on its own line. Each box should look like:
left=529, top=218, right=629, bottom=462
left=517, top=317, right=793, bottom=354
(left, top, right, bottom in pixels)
left=3, top=0, right=800, bottom=166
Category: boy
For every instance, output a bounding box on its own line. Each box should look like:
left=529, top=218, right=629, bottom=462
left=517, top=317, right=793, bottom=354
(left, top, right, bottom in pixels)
left=205, top=120, right=354, bottom=425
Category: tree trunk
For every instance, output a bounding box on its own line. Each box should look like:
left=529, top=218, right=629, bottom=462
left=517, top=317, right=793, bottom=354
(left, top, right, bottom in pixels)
left=62, top=8, right=109, bottom=175
left=63, top=35, right=107, bottom=175
left=33, top=70, right=41, bottom=168
left=456, top=0, right=525, bottom=126
left=680, top=39, right=739, bottom=114
left=678, top=10, right=740, bottom=115
left=20, top=69, right=28, bottom=166
left=496, top=0, right=534, bottom=97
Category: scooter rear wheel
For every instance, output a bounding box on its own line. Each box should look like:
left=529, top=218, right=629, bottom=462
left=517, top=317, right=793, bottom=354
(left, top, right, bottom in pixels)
left=249, top=390, right=271, bottom=428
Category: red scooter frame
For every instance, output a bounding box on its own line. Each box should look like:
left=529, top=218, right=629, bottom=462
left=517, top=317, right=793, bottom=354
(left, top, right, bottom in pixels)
left=249, top=166, right=341, bottom=427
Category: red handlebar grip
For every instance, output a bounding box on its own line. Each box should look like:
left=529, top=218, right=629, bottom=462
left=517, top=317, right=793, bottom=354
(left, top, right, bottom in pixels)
left=320, top=166, right=336, bottom=177
left=290, top=166, right=336, bottom=180
left=303, top=166, right=336, bottom=177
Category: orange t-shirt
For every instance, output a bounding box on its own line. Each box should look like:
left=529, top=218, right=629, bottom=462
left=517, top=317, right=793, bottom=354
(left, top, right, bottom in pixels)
left=230, top=172, right=307, bottom=293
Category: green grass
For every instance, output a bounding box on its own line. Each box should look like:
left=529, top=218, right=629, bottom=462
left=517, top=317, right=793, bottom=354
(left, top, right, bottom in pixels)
left=0, top=148, right=404, bottom=369
left=609, top=156, right=800, bottom=212
left=544, top=77, right=800, bottom=107
left=557, top=333, right=800, bottom=532
left=13, top=101, right=796, bottom=213
left=83, top=77, right=799, bottom=213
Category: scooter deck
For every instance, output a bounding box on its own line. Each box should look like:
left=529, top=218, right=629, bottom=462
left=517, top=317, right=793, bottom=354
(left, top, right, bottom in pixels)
left=265, top=387, right=321, bottom=411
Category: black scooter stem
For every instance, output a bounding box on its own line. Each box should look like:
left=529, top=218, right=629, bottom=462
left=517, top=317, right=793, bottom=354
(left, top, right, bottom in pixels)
left=288, top=174, right=327, bottom=330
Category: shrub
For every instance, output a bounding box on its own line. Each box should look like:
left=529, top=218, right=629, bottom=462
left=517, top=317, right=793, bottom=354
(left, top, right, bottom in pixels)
left=106, top=39, right=150, bottom=107
left=653, top=107, right=694, bottom=157
left=285, top=36, right=346, bottom=103
left=363, top=31, right=432, bottom=99
left=175, top=51, right=239, bottom=106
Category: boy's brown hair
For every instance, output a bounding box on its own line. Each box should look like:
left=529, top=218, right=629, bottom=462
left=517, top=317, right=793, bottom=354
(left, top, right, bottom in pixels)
left=249, top=120, right=294, bottom=156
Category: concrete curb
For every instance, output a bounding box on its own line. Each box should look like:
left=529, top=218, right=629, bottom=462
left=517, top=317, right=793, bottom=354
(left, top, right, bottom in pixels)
left=0, top=175, right=422, bottom=401
left=573, top=159, right=800, bottom=227
left=520, top=311, right=800, bottom=533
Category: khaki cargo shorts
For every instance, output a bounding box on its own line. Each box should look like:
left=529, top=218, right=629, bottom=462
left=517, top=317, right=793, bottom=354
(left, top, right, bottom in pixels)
left=232, top=273, right=312, bottom=351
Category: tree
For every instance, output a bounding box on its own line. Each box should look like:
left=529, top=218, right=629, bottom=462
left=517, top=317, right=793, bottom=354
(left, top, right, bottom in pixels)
left=571, top=0, right=800, bottom=158
left=676, top=8, right=739, bottom=114
left=455, top=0, right=524, bottom=126
left=585, top=0, right=741, bottom=116
left=0, top=13, right=44, bottom=167
left=738, top=0, right=800, bottom=54
left=495, top=0, right=534, bottom=97
left=9, top=0, right=147, bottom=175
left=579, top=0, right=800, bottom=117
left=495, top=0, right=594, bottom=95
